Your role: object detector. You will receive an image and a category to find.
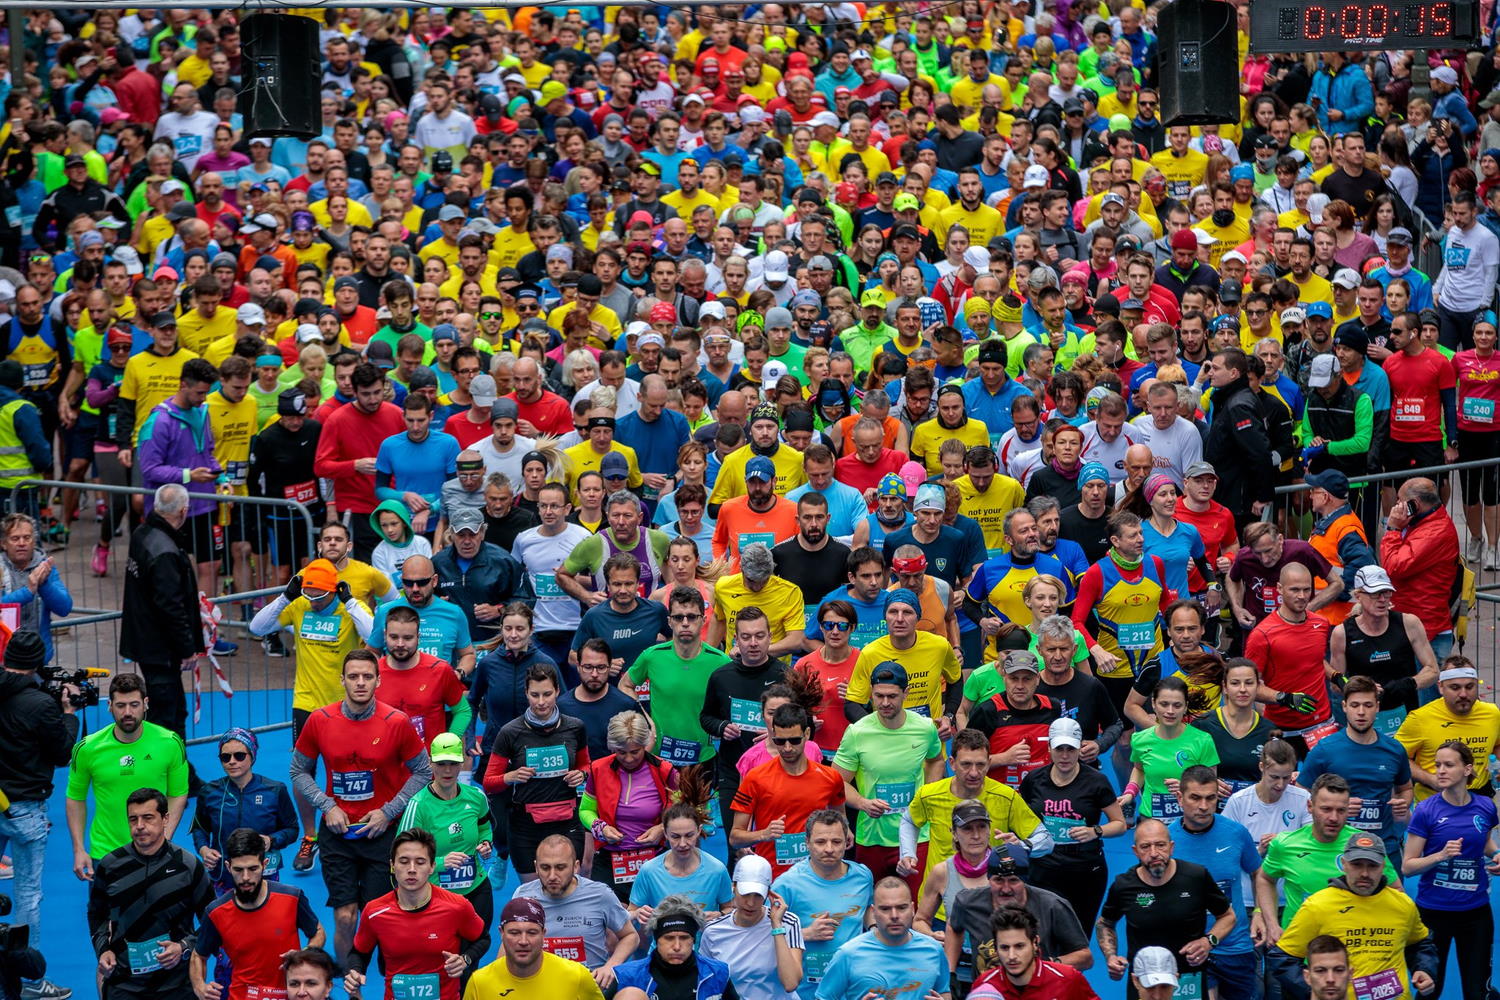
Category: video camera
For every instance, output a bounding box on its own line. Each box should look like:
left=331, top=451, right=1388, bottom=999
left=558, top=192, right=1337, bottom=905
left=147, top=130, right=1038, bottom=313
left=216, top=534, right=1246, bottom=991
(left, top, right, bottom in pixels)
left=0, top=892, right=44, bottom=1000
left=38, top=666, right=107, bottom=710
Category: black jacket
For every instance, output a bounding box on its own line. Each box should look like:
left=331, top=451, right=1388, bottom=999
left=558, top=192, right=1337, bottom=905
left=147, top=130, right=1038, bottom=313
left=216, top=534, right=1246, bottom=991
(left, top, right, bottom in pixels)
left=432, top=541, right=533, bottom=638
left=0, top=669, right=78, bottom=801
left=32, top=180, right=129, bottom=251
left=1204, top=376, right=1276, bottom=517
left=119, top=512, right=203, bottom=664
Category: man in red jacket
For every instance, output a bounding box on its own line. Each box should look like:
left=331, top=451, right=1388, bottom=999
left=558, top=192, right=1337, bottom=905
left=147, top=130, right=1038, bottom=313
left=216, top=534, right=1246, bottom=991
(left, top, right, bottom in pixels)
left=1381, top=477, right=1462, bottom=663
left=313, top=362, right=404, bottom=559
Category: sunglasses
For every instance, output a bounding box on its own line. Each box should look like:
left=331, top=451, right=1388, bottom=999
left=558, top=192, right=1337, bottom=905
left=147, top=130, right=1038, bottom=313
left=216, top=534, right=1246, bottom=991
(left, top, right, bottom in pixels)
left=669, top=612, right=702, bottom=623
left=480, top=311, right=503, bottom=319
left=110, top=343, right=132, bottom=352
left=820, top=620, right=852, bottom=631
left=219, top=751, right=249, bottom=763
left=771, top=735, right=805, bottom=746
left=517, top=303, right=540, bottom=313
left=401, top=576, right=434, bottom=588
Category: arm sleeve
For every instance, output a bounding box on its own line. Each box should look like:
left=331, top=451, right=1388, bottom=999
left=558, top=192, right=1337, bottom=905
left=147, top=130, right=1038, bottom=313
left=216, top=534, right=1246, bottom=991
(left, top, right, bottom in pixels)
left=289, top=749, right=335, bottom=813
left=249, top=595, right=290, bottom=637
left=381, top=752, right=432, bottom=820
left=344, top=599, right=374, bottom=641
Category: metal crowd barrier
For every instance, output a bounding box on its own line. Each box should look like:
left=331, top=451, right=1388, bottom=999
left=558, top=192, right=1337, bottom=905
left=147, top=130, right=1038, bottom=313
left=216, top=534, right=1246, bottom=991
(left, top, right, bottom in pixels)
left=5, top=479, right=320, bottom=744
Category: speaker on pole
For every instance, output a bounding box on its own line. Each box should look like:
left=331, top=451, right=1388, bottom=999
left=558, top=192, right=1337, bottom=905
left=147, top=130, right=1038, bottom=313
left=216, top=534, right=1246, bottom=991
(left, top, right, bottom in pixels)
left=239, top=13, right=321, bottom=139
left=1157, top=0, right=1239, bottom=126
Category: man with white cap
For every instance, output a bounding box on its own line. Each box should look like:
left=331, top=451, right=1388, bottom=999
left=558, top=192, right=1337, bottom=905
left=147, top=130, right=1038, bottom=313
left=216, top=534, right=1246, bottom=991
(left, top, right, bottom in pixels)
left=934, top=245, right=991, bottom=323
left=1269, top=832, right=1437, bottom=1000
left=1329, top=563, right=1437, bottom=725
left=1128, top=946, right=1180, bottom=1000
left=1302, top=353, right=1375, bottom=482
left=699, top=854, right=804, bottom=1000
left=1395, top=654, right=1500, bottom=801
left=1430, top=64, right=1478, bottom=138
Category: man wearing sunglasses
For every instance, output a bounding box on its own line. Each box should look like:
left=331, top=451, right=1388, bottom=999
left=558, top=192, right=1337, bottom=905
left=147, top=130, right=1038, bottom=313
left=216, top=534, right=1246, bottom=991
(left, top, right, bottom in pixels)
left=368, top=554, right=477, bottom=680
left=730, top=702, right=846, bottom=879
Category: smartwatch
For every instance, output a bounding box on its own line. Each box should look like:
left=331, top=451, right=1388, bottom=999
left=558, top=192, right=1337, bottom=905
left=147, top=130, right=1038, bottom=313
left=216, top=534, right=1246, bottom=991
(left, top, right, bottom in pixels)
left=1093, top=825, right=1104, bottom=838
left=1207, top=933, right=1220, bottom=948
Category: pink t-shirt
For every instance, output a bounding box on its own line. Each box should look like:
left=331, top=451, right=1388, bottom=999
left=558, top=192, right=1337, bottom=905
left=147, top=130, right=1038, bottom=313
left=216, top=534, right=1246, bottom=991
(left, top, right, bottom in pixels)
left=1452, top=350, right=1500, bottom=432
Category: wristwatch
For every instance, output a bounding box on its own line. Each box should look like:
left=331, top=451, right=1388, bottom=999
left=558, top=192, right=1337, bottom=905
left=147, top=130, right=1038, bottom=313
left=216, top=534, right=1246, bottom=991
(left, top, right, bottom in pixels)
left=1093, top=825, right=1104, bottom=838
left=1207, top=933, right=1220, bottom=948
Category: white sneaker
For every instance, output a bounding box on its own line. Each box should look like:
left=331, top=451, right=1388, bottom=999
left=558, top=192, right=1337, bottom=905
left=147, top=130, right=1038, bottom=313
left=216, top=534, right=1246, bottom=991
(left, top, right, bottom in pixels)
left=1467, top=537, right=1484, bottom=563
left=1487, top=547, right=1500, bottom=571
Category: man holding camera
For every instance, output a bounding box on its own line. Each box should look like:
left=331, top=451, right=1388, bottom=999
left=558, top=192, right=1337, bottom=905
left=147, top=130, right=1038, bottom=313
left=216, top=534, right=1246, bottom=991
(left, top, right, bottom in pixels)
left=0, top=630, right=78, bottom=1000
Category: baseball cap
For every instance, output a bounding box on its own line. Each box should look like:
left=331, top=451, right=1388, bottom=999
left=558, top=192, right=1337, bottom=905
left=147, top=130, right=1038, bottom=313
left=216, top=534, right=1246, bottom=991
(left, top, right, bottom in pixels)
left=429, top=732, right=466, bottom=763
left=869, top=660, right=909, bottom=689
left=762, top=250, right=790, bottom=283
left=1342, top=832, right=1387, bottom=865
left=1280, top=307, right=1306, bottom=326
left=892, top=193, right=921, bottom=213
left=439, top=205, right=466, bottom=222
left=1184, top=461, right=1218, bottom=480
left=1101, top=192, right=1126, bottom=209
left=745, top=456, right=776, bottom=483
left=1003, top=649, right=1040, bottom=674
left=860, top=288, right=886, bottom=308
left=952, top=800, right=991, bottom=827
left=1483, top=89, right=1500, bottom=110
left=1331, top=267, right=1361, bottom=290
left=236, top=303, right=266, bottom=326
left=1305, top=467, right=1350, bottom=498
left=761, top=359, right=790, bottom=389
left=1023, top=164, right=1049, bottom=188
left=1049, top=717, right=1083, bottom=750
left=733, top=854, right=773, bottom=897
left=1191, top=228, right=1216, bottom=247
left=295, top=323, right=322, bottom=344
left=150, top=310, right=177, bottom=328
left=1305, top=301, right=1334, bottom=320
left=899, top=461, right=926, bottom=498
left=892, top=223, right=921, bottom=241
left=1132, top=948, right=1180, bottom=990
left=877, top=171, right=899, bottom=186
left=1387, top=227, right=1413, bottom=246
left=1353, top=565, right=1396, bottom=593
left=1307, top=353, right=1339, bottom=389
left=600, top=452, right=631, bottom=480
left=1433, top=65, right=1460, bottom=86
left=470, top=373, right=498, bottom=407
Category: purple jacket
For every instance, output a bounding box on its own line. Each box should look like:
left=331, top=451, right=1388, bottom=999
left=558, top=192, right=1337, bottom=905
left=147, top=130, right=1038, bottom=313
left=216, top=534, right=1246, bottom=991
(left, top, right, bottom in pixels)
left=139, top=399, right=222, bottom=517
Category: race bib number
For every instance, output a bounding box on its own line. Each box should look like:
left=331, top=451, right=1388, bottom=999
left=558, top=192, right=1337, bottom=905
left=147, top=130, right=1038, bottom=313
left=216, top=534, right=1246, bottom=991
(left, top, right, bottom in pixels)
left=1301, top=719, right=1340, bottom=750
left=298, top=611, right=341, bottom=644
left=775, top=832, right=809, bottom=866
left=1352, top=969, right=1403, bottom=1000
left=544, top=936, right=586, bottom=962
left=1393, top=398, right=1426, bottom=423
left=2, top=205, right=18, bottom=229
left=332, top=770, right=374, bottom=801
left=389, top=974, right=440, bottom=1000
left=282, top=480, right=317, bottom=504
left=1174, top=972, right=1203, bottom=1000
left=439, top=857, right=476, bottom=890
left=1115, top=620, right=1156, bottom=650
left=1260, top=583, right=1280, bottom=614
left=173, top=133, right=203, bottom=158
left=126, top=939, right=163, bottom=975
left=1463, top=396, right=1496, bottom=424
left=1350, top=799, right=1384, bottom=831
left=525, top=744, right=569, bottom=778
left=410, top=714, right=426, bottom=740
left=245, top=988, right=287, bottom=1000
left=1375, top=706, right=1407, bottom=738
left=21, top=363, right=50, bottom=389
left=874, top=781, right=915, bottom=809
left=657, top=735, right=702, bottom=765
left=610, top=847, right=656, bottom=884
left=1434, top=857, right=1480, bottom=892
left=1042, top=815, right=1080, bottom=841
left=804, top=947, right=835, bottom=983
left=730, top=697, right=766, bottom=731
left=737, top=531, right=775, bottom=552
left=1151, top=792, right=1183, bottom=820
left=225, top=460, right=249, bottom=486
left=533, top=573, right=566, bottom=599
left=263, top=849, right=282, bottom=877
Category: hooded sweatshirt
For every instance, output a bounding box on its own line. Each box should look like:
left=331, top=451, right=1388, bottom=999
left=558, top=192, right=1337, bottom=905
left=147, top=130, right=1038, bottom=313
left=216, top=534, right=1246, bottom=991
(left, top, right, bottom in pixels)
left=369, top=498, right=433, bottom=589
left=139, top=398, right=223, bottom=517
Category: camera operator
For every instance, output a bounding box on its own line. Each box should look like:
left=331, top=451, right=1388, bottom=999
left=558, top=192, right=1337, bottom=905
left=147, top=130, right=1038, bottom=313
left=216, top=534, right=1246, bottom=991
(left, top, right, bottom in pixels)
left=0, top=630, right=77, bottom=1000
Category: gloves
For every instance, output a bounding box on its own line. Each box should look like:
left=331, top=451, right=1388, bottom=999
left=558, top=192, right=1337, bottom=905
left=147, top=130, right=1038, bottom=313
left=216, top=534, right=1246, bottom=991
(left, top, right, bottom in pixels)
left=1382, top=676, right=1416, bottom=704
left=283, top=575, right=303, bottom=602
left=1276, top=690, right=1317, bottom=714
left=336, top=581, right=353, bottom=604
left=1301, top=443, right=1327, bottom=464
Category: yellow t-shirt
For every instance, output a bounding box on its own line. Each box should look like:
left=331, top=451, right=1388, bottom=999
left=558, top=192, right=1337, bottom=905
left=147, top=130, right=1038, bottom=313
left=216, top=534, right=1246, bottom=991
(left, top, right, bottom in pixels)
left=563, top=440, right=643, bottom=493
left=546, top=301, right=622, bottom=343
left=1396, top=699, right=1500, bottom=800
left=281, top=597, right=368, bottom=712
left=205, top=390, right=258, bottom=497
left=176, top=307, right=236, bottom=357
left=1197, top=217, right=1251, bottom=269
left=338, top=558, right=392, bottom=610
left=1148, top=148, right=1208, bottom=201
left=955, top=473, right=1026, bottom=555
left=846, top=631, right=961, bottom=720
left=120, top=348, right=200, bottom=443
left=661, top=187, right=722, bottom=219
left=418, top=237, right=462, bottom=270
left=936, top=203, right=1004, bottom=249
left=911, top=418, right=990, bottom=475
left=461, top=954, right=605, bottom=1000
left=907, top=776, right=1042, bottom=888
left=489, top=227, right=536, bottom=270
left=1288, top=272, right=1335, bottom=308
left=712, top=573, right=805, bottom=648
left=1277, top=884, right=1428, bottom=1000
left=709, top=443, right=807, bottom=504
left=310, top=198, right=374, bottom=229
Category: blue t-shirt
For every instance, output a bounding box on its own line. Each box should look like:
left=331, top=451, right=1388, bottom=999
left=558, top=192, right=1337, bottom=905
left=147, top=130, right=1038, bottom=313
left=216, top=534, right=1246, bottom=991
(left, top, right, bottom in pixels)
left=368, top=598, right=473, bottom=665
left=810, top=585, right=891, bottom=648
left=617, top=408, right=691, bottom=482
left=787, top=481, right=868, bottom=541
left=1407, top=792, right=1499, bottom=910
left=558, top=686, right=645, bottom=761
left=1299, top=730, right=1413, bottom=857
left=814, top=929, right=948, bottom=1000
left=629, top=850, right=734, bottom=913
left=1042, top=537, right=1090, bottom=585
left=880, top=524, right=983, bottom=590
left=572, top=600, right=670, bottom=670
left=773, top=860, right=875, bottom=998
left=1166, top=816, right=1261, bottom=955
left=1141, top=518, right=1205, bottom=599
left=376, top=431, right=461, bottom=513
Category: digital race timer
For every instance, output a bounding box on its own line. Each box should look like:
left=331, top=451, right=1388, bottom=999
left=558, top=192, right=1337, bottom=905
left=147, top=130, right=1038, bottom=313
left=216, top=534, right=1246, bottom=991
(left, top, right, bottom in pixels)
left=1248, top=0, right=1479, bottom=53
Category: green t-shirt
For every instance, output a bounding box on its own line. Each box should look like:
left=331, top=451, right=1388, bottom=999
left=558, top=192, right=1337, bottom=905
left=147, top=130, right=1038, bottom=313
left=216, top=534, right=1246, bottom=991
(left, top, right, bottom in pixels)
left=73, top=325, right=107, bottom=416
left=1262, top=824, right=1401, bottom=924
left=369, top=323, right=437, bottom=364
left=831, top=711, right=944, bottom=848
left=563, top=530, right=673, bottom=584
left=397, top=783, right=493, bottom=894
left=1129, top=726, right=1220, bottom=820
left=628, top=640, right=732, bottom=765
left=248, top=380, right=281, bottom=429
left=66, top=722, right=189, bottom=857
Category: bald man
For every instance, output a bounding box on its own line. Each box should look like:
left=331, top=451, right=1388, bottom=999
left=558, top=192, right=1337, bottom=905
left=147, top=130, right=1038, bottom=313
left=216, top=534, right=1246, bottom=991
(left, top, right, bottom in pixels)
left=367, top=554, right=478, bottom=677
left=1112, top=444, right=1156, bottom=506
left=1246, top=563, right=1334, bottom=756
left=508, top=356, right=573, bottom=437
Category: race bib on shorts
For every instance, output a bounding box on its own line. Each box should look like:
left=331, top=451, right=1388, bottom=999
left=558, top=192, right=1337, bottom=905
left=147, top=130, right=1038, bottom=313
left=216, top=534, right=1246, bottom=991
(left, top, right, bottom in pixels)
left=1351, top=969, right=1403, bottom=1000
left=544, top=936, right=586, bottom=962
left=657, top=735, right=702, bottom=765
left=610, top=847, right=656, bottom=884
left=389, top=974, right=440, bottom=1000
left=439, top=857, right=476, bottom=890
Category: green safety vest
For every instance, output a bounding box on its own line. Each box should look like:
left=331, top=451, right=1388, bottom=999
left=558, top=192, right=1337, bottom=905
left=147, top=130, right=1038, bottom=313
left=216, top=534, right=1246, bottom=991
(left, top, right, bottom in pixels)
left=0, top=399, right=38, bottom=488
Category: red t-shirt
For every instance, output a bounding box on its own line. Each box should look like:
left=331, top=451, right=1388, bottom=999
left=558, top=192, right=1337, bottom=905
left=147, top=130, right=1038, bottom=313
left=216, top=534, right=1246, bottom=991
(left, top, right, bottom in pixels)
left=506, top=390, right=574, bottom=436
left=351, top=888, right=485, bottom=1000
left=731, top=757, right=846, bottom=876
left=442, top=410, right=493, bottom=448
left=375, top=653, right=466, bottom=745
left=972, top=960, right=1096, bottom=1000
left=795, top=648, right=862, bottom=751
left=1383, top=347, right=1455, bottom=443
left=835, top=448, right=907, bottom=502
left=711, top=494, right=798, bottom=567
left=293, top=700, right=426, bottom=817
left=1175, top=501, right=1238, bottom=593
left=1243, top=612, right=1332, bottom=731
left=198, top=884, right=322, bottom=1000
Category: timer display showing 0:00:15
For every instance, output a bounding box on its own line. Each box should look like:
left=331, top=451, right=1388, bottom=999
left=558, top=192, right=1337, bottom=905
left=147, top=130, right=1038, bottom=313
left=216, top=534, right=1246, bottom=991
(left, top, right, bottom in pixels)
left=1250, top=0, right=1478, bottom=52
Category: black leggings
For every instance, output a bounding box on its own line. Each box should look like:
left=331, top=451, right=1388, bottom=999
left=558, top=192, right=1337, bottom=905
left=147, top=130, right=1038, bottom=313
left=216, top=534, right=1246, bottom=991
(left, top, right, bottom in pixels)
left=1420, top=901, right=1494, bottom=999
left=1457, top=428, right=1500, bottom=507
left=1029, top=853, right=1108, bottom=936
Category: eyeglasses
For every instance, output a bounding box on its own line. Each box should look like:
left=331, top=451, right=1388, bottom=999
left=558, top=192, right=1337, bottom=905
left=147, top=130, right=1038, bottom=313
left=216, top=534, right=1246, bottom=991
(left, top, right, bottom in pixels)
left=456, top=367, right=481, bottom=376
left=820, top=620, right=852, bottom=631
left=669, top=612, right=702, bottom=623
left=771, top=735, right=805, bottom=746
left=219, top=751, right=249, bottom=763
left=517, top=303, right=540, bottom=313
left=401, top=575, right=434, bottom=588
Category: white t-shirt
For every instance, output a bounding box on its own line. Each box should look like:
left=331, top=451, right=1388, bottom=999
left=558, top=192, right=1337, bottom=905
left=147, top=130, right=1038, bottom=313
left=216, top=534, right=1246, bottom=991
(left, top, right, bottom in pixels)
left=1081, top=420, right=1141, bottom=482
left=412, top=109, right=477, bottom=160
left=154, top=110, right=220, bottom=170
left=700, top=908, right=805, bottom=1000
left=1222, top=782, right=1311, bottom=902
left=1128, top=414, right=1204, bottom=486
left=511, top=523, right=593, bottom=631
left=474, top=433, right=538, bottom=485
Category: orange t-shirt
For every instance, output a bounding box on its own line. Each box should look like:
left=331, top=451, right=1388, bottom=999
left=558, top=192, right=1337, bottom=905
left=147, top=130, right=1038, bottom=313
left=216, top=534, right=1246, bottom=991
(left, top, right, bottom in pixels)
left=711, top=495, right=798, bottom=569
left=731, top=756, right=847, bottom=876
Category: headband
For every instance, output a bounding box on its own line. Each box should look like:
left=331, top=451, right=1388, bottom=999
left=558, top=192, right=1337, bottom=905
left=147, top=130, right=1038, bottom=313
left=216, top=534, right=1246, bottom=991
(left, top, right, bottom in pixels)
left=1440, top=666, right=1478, bottom=681
left=654, top=914, right=700, bottom=939
left=587, top=416, right=616, bottom=430
left=456, top=459, right=486, bottom=472
left=255, top=354, right=283, bottom=368
left=891, top=553, right=927, bottom=575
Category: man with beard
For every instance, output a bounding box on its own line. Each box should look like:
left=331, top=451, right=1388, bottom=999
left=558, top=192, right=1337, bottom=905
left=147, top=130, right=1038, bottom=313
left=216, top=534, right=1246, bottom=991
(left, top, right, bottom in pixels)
left=559, top=639, right=643, bottom=761
left=773, top=492, right=851, bottom=625
left=710, top=404, right=807, bottom=509
left=711, top=456, right=798, bottom=571
left=969, top=906, right=1097, bottom=1000
left=313, top=363, right=405, bottom=558
left=967, top=509, right=1074, bottom=660
left=572, top=553, right=669, bottom=677
left=951, top=848, right=1093, bottom=979
left=882, top=483, right=983, bottom=600
left=465, top=897, right=606, bottom=998
left=192, top=828, right=326, bottom=1000
left=374, top=605, right=469, bottom=747
left=955, top=445, right=1026, bottom=558
left=1058, top=462, right=1113, bottom=565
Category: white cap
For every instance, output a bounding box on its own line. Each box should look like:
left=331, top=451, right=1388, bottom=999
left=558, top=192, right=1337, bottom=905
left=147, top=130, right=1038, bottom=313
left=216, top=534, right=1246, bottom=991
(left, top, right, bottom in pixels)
left=112, top=245, right=144, bottom=276
left=1048, top=717, right=1083, bottom=750
left=1191, top=227, right=1215, bottom=246
left=625, top=320, right=651, bottom=341
left=237, top=303, right=266, bottom=326
left=1132, top=947, right=1179, bottom=989
left=812, top=110, right=840, bottom=129
left=1332, top=268, right=1361, bottom=290
left=762, top=250, right=790, bottom=283
left=1220, top=250, right=1248, bottom=266
left=761, top=359, right=790, bottom=389
left=963, top=246, right=990, bottom=269
left=851, top=48, right=873, bottom=62
left=1433, top=65, right=1460, bottom=86
left=681, top=91, right=706, bottom=106
left=1307, top=193, right=1330, bottom=224
left=1353, top=565, right=1396, bottom=593
left=1308, top=353, right=1339, bottom=389
left=1023, top=164, right=1050, bottom=188
left=248, top=136, right=273, bottom=147
left=700, top=300, right=728, bottom=321
left=1280, top=307, right=1306, bottom=325
left=295, top=323, right=322, bottom=343
left=733, top=853, right=773, bottom=898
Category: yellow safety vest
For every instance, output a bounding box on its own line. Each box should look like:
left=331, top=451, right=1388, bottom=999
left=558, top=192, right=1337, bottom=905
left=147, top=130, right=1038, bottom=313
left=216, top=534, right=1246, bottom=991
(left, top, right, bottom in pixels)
left=0, top=399, right=38, bottom=488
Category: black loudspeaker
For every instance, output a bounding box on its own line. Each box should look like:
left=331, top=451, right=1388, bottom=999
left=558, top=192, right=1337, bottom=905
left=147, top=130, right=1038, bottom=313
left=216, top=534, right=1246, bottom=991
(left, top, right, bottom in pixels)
left=1157, top=0, right=1240, bottom=126
left=239, top=13, right=321, bottom=139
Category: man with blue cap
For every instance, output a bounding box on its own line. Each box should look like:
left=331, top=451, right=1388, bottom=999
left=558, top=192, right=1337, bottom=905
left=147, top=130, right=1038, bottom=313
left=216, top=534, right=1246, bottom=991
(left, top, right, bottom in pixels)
left=847, top=587, right=962, bottom=733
